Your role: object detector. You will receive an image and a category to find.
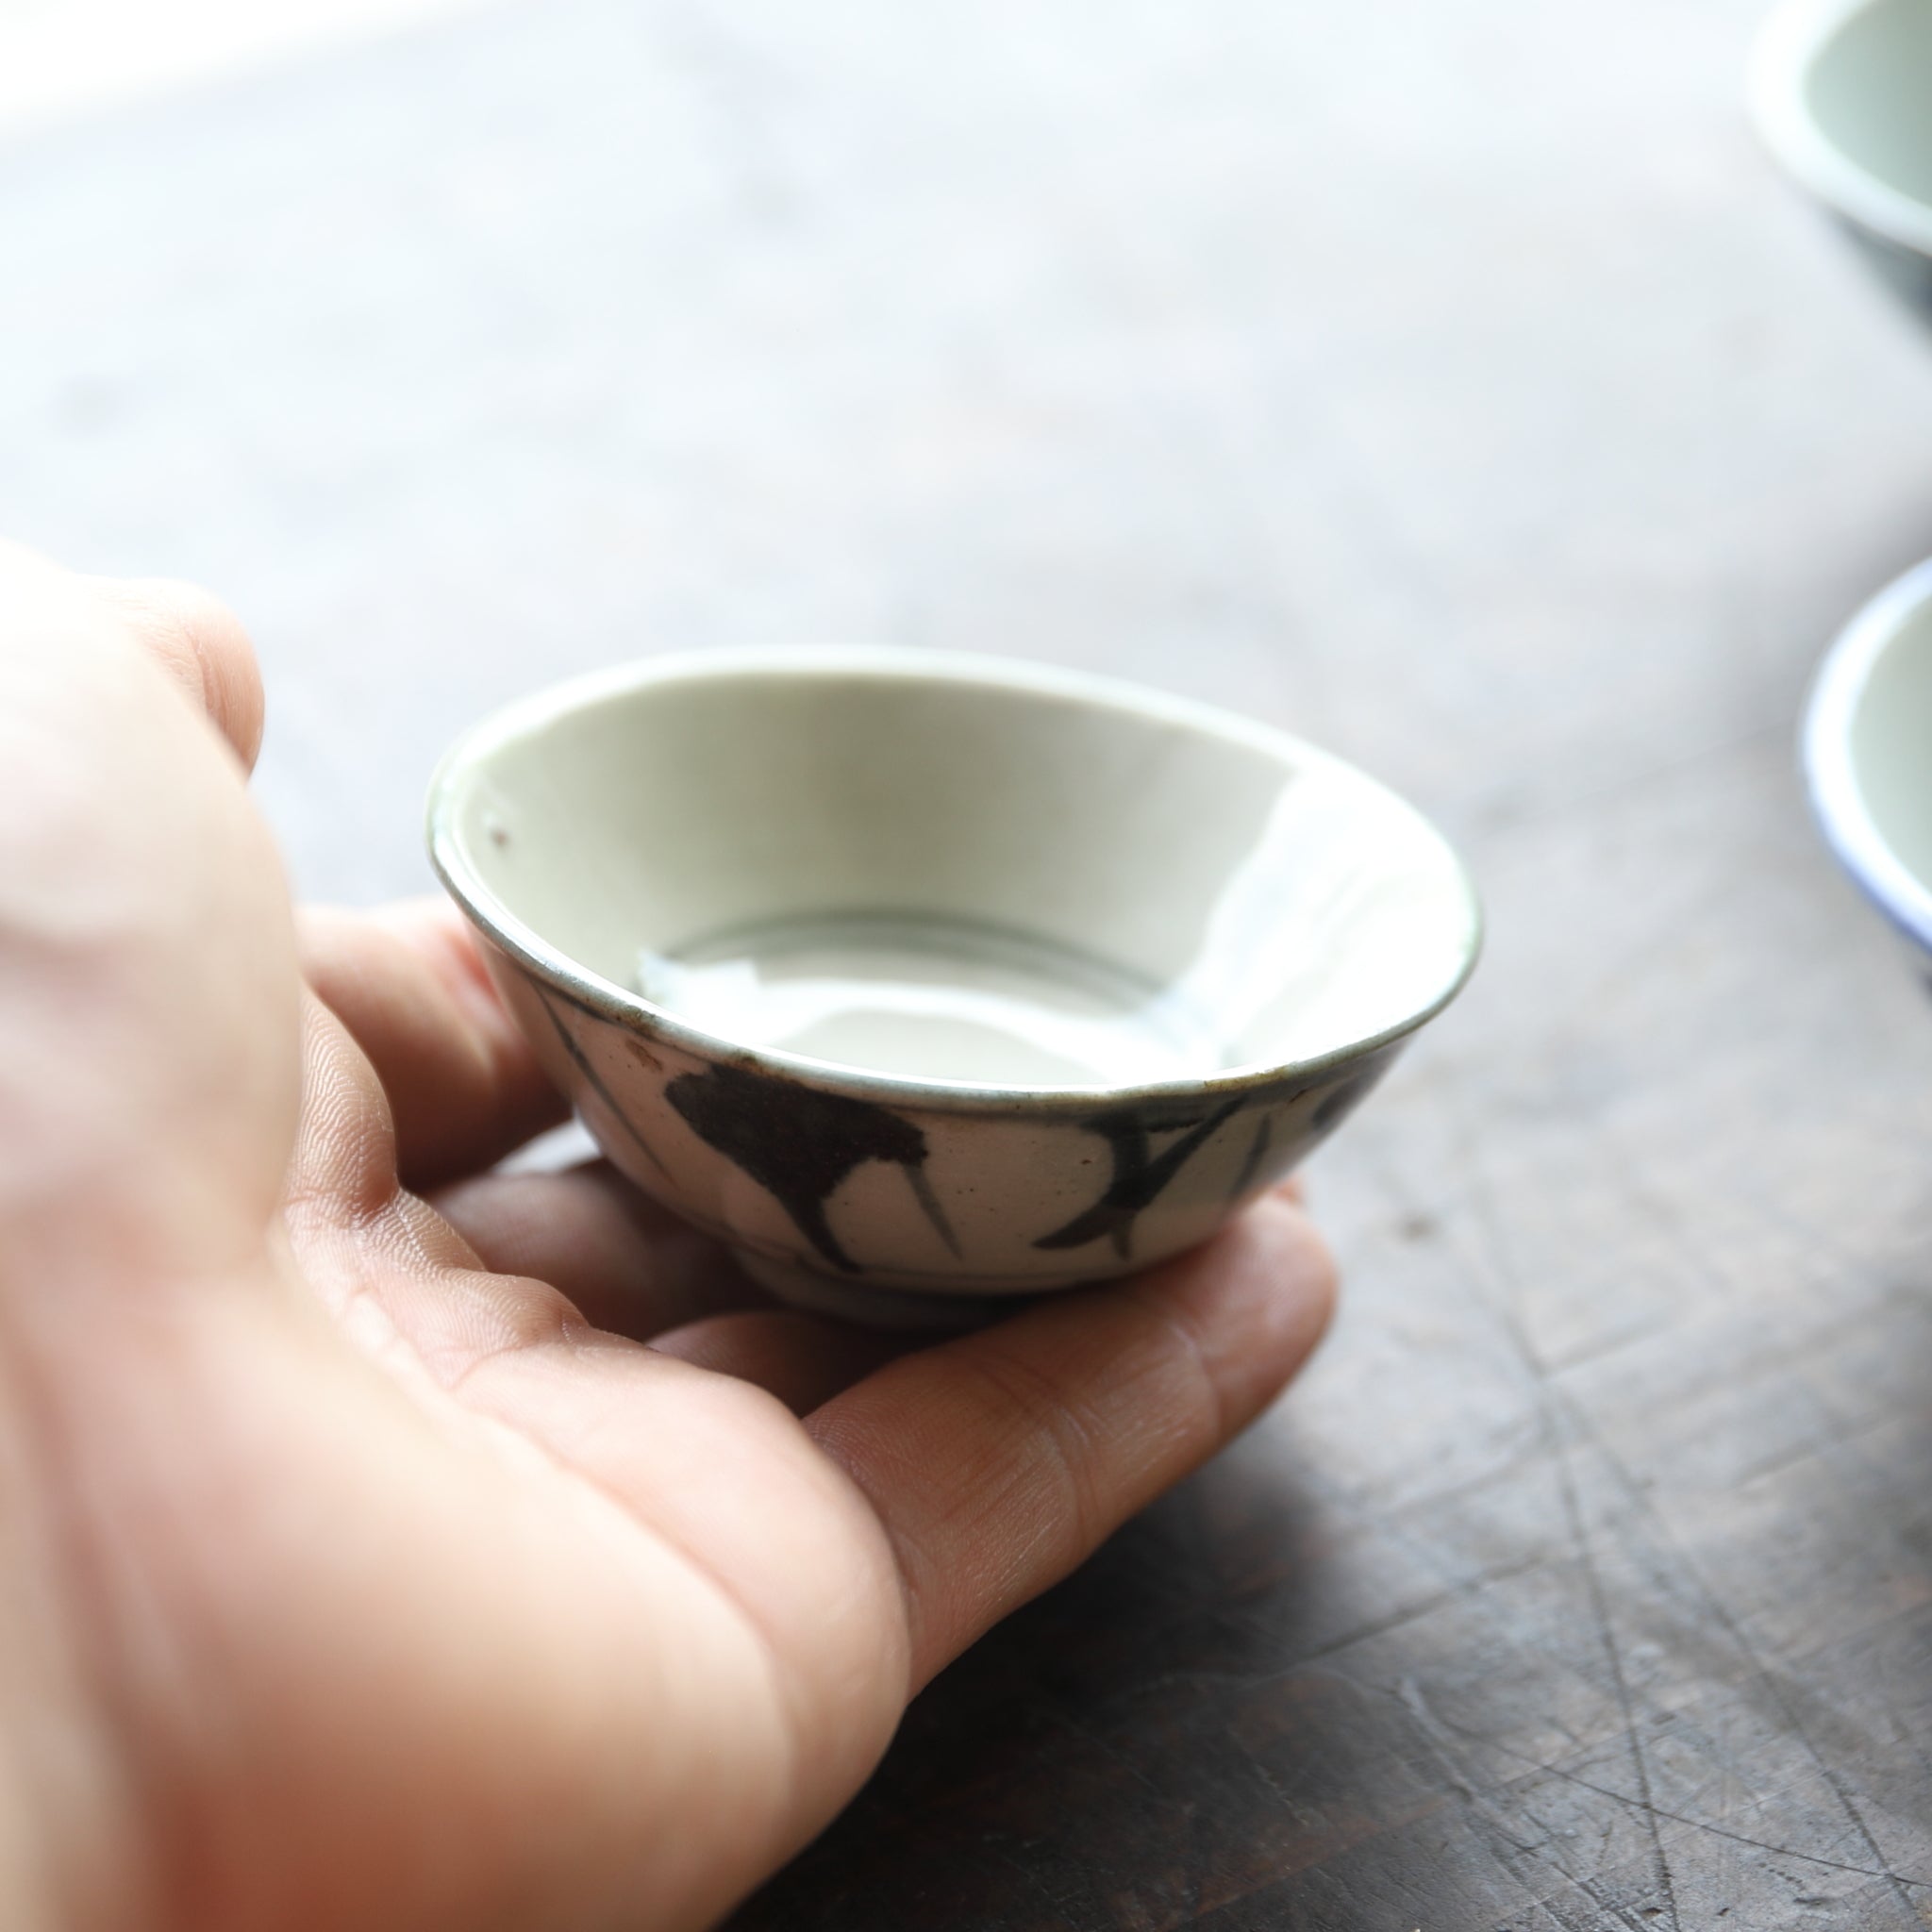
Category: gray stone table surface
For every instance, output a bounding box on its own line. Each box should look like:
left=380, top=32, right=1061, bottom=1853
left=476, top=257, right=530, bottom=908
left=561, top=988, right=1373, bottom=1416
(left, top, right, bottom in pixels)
left=5, top=1, right=1932, bottom=1924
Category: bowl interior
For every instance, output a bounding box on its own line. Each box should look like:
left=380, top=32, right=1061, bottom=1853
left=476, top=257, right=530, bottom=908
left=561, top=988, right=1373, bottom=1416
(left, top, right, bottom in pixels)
left=1804, top=0, right=1932, bottom=208
left=433, top=655, right=1479, bottom=1091
left=1848, top=595, right=1932, bottom=898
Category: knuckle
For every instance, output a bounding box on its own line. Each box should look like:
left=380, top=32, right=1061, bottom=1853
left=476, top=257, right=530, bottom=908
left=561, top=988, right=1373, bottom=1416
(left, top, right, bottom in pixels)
left=108, top=576, right=265, bottom=761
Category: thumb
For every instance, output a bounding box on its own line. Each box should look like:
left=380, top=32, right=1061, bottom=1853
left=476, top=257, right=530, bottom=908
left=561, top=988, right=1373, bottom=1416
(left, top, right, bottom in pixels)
left=0, top=547, right=298, bottom=1284
left=0, top=542, right=267, bottom=771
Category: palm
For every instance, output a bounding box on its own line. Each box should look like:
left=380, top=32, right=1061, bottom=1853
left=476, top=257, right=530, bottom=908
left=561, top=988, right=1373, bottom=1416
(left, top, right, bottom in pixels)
left=0, top=551, right=1333, bottom=1932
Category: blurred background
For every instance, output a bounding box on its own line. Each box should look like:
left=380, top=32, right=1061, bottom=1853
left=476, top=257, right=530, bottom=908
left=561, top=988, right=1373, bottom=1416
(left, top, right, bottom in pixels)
left=2, top=0, right=1924, bottom=905
left=7, top=2, right=1932, bottom=1924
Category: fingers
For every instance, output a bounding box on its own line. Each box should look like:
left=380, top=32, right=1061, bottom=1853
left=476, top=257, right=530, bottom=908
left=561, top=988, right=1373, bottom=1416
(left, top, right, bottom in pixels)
left=299, top=900, right=569, bottom=1191
left=283, top=987, right=603, bottom=1380
left=808, top=1192, right=1336, bottom=1690
left=0, top=542, right=265, bottom=771
left=435, top=1160, right=761, bottom=1341
left=651, top=1310, right=905, bottom=1415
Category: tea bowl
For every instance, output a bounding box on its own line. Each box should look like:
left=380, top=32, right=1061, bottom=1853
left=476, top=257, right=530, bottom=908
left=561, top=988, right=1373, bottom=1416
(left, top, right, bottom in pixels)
left=1753, top=0, right=1932, bottom=325
left=426, top=649, right=1482, bottom=1326
left=1803, top=558, right=1932, bottom=969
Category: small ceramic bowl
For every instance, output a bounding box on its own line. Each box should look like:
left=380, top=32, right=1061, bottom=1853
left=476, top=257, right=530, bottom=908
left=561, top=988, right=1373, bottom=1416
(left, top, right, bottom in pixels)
left=1803, top=558, right=1932, bottom=970
left=427, top=650, right=1482, bottom=1325
left=1753, top=0, right=1932, bottom=325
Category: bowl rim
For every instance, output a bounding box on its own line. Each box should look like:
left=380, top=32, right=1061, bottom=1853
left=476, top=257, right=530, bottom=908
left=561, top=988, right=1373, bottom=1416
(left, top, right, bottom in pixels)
left=425, top=645, right=1485, bottom=1112
left=1802, top=557, right=1932, bottom=955
left=1751, top=0, right=1932, bottom=257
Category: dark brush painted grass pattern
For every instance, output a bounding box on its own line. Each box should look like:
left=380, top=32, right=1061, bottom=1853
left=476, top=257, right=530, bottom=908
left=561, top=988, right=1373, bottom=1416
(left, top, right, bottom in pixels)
left=667, top=1061, right=958, bottom=1273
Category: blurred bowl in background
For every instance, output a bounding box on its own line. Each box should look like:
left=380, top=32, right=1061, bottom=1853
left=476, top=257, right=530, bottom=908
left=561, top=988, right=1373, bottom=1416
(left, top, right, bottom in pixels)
left=1804, top=558, right=1932, bottom=973
left=1753, top=0, right=1932, bottom=323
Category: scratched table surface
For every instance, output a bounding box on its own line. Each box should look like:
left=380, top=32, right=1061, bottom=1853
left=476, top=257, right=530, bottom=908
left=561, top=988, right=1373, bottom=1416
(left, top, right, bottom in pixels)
left=6, top=0, right=1932, bottom=1924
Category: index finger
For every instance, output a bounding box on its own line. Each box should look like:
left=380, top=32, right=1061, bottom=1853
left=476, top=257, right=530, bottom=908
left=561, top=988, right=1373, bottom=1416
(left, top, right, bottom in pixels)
left=300, top=898, right=568, bottom=1190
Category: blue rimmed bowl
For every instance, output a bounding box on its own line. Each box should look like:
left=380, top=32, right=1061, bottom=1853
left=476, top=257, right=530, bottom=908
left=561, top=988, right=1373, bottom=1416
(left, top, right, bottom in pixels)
left=1804, top=560, right=1932, bottom=969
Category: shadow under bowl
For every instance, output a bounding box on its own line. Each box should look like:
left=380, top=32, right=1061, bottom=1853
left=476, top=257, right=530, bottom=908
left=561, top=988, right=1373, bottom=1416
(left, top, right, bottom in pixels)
left=1754, top=0, right=1932, bottom=325
left=426, top=649, right=1481, bottom=1325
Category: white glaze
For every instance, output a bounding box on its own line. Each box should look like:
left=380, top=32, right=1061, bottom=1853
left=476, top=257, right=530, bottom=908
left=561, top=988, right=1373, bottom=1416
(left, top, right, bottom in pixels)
left=639, top=912, right=1216, bottom=1088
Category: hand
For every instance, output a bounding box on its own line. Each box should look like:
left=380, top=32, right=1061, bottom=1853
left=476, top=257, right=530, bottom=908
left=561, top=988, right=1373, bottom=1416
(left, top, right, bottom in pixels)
left=0, top=545, right=1335, bottom=1932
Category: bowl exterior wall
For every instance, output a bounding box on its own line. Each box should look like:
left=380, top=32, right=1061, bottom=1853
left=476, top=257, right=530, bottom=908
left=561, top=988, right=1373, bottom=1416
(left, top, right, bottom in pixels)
left=479, top=941, right=1397, bottom=1306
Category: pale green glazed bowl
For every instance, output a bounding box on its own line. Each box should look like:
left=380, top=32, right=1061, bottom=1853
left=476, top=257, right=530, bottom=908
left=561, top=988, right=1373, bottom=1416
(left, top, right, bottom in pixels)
left=1754, top=0, right=1932, bottom=325
left=427, top=650, right=1481, bottom=1326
